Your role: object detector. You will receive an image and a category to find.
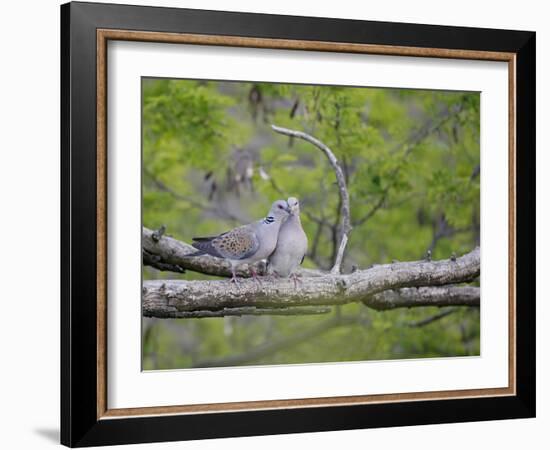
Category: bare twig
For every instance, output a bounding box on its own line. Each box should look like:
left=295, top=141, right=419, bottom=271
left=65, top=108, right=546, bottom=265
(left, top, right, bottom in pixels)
left=308, top=219, right=329, bottom=269
left=354, top=194, right=387, bottom=228
left=426, top=214, right=476, bottom=256
left=143, top=168, right=248, bottom=224
left=331, top=234, right=348, bottom=276
left=151, top=224, right=166, bottom=242
left=404, top=307, right=460, bottom=328
left=353, top=102, right=465, bottom=227
left=302, top=210, right=328, bottom=226
left=271, top=124, right=352, bottom=273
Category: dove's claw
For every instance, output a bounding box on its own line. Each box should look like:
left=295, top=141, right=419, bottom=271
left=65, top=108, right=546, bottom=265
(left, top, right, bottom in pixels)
left=229, top=267, right=240, bottom=285
left=249, top=268, right=263, bottom=287
left=266, top=271, right=280, bottom=282
left=291, top=273, right=303, bottom=290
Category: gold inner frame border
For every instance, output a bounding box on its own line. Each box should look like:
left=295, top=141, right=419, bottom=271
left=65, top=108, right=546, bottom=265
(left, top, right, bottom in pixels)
left=96, top=28, right=517, bottom=420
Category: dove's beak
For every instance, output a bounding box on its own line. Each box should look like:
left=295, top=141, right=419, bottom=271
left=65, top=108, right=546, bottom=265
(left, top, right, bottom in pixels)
left=288, top=203, right=299, bottom=215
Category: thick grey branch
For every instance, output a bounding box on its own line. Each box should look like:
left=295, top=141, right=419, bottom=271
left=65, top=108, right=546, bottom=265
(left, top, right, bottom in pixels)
left=271, top=124, right=352, bottom=273
left=143, top=248, right=479, bottom=317
left=368, top=285, right=480, bottom=311
left=143, top=248, right=185, bottom=273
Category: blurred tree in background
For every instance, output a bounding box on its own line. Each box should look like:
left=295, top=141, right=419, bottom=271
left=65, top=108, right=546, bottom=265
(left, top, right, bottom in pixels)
left=142, top=78, right=480, bottom=370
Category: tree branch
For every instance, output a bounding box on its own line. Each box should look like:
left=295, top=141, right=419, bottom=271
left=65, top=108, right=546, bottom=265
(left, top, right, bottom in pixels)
left=143, top=248, right=185, bottom=273
left=142, top=226, right=322, bottom=278
left=271, top=124, right=352, bottom=273
left=353, top=102, right=465, bottom=228
left=331, top=234, right=348, bottom=276
left=144, top=305, right=332, bottom=319
left=143, top=248, right=479, bottom=317
left=368, top=286, right=480, bottom=311
left=404, top=307, right=460, bottom=328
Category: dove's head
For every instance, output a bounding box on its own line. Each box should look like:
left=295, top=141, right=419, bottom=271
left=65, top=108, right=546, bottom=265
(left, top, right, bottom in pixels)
left=287, top=197, right=301, bottom=216
left=268, top=199, right=291, bottom=222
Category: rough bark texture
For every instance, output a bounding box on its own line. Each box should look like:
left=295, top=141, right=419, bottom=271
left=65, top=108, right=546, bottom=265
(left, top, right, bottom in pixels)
left=143, top=305, right=332, bottom=319
left=142, top=247, right=479, bottom=316
left=368, top=286, right=480, bottom=311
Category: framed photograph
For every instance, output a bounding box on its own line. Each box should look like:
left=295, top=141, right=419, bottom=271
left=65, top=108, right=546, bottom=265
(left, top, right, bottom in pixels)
left=61, top=1, right=535, bottom=447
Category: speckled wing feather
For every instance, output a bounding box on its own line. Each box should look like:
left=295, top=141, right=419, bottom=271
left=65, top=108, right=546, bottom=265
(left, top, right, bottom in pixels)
left=192, top=225, right=260, bottom=260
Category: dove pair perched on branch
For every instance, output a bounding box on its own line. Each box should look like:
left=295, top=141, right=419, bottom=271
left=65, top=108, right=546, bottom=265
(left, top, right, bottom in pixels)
left=190, top=198, right=308, bottom=284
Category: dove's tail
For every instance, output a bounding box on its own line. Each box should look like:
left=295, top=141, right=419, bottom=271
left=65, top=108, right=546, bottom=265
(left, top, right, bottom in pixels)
left=190, top=236, right=224, bottom=258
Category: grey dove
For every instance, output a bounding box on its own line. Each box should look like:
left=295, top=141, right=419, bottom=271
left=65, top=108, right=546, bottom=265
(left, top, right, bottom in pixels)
left=190, top=200, right=290, bottom=283
left=267, top=197, right=308, bottom=285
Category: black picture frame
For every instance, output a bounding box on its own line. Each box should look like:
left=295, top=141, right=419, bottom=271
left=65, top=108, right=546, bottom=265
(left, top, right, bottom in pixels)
left=61, top=1, right=535, bottom=447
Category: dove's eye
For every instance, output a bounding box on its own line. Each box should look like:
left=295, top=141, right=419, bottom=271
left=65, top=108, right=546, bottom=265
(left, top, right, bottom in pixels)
left=278, top=205, right=284, bottom=209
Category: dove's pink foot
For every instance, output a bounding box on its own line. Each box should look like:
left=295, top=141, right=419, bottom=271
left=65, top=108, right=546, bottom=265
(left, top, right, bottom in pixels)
left=291, top=272, right=303, bottom=290
left=249, top=267, right=263, bottom=286
left=267, top=271, right=281, bottom=282
left=229, top=267, right=240, bottom=284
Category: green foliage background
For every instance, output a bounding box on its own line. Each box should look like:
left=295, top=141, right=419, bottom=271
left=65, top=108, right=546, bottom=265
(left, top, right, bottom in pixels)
left=142, top=78, right=480, bottom=370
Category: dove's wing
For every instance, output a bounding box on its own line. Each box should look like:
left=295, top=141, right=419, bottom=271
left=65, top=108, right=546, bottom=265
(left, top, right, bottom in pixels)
left=192, top=224, right=260, bottom=260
